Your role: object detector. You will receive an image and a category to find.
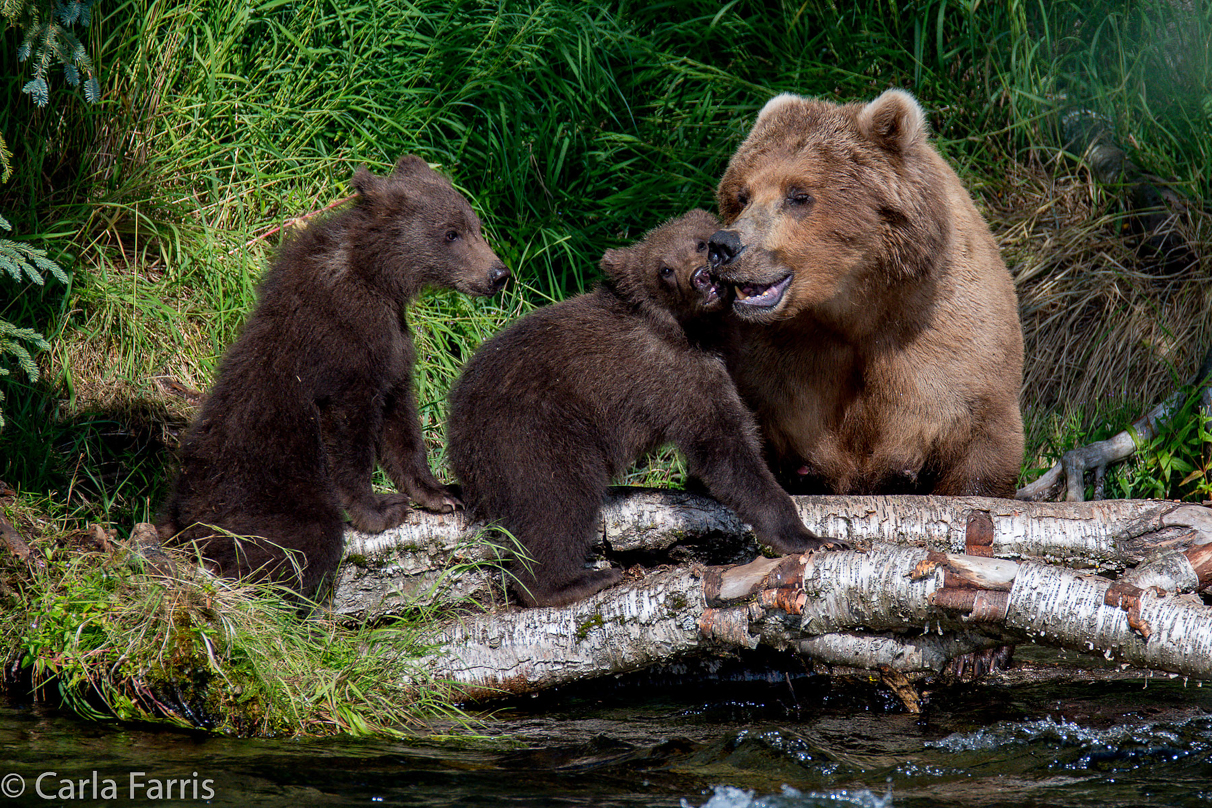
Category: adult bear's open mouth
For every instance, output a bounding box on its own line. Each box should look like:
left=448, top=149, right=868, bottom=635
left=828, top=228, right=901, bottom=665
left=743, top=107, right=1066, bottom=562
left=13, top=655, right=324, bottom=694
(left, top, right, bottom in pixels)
left=734, top=273, right=791, bottom=310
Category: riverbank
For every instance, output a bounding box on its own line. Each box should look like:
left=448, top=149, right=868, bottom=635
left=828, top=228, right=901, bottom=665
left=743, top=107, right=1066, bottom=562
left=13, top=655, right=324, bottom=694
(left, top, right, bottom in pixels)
left=0, top=515, right=468, bottom=737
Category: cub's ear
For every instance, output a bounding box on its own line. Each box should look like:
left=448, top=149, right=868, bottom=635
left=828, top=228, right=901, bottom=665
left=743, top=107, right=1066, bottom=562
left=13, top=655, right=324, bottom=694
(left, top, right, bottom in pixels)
left=756, top=92, right=804, bottom=123
left=351, top=167, right=380, bottom=199
left=858, top=89, right=927, bottom=153
left=393, top=154, right=434, bottom=177
left=599, top=247, right=626, bottom=280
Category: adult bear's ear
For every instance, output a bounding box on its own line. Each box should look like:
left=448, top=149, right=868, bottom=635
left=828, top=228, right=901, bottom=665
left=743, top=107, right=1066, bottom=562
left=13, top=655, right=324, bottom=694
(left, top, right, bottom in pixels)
left=858, top=89, right=927, bottom=154
left=756, top=92, right=803, bottom=124
left=393, top=154, right=434, bottom=177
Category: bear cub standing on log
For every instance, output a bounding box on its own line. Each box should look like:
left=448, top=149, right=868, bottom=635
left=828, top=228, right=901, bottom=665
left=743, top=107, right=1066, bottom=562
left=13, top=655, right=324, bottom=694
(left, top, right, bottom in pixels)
left=159, top=156, right=508, bottom=598
left=708, top=89, right=1024, bottom=498
left=448, top=209, right=843, bottom=608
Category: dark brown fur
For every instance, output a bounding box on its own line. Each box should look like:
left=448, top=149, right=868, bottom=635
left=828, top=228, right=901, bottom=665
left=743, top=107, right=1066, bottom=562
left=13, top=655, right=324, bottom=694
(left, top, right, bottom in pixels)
left=158, top=155, right=508, bottom=598
left=709, top=90, right=1024, bottom=497
left=447, top=210, right=840, bottom=609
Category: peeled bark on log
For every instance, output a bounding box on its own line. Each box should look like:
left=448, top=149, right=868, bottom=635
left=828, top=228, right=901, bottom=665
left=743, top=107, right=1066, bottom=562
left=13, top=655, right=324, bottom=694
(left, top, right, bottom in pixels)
left=336, top=492, right=1212, bottom=622
left=413, top=538, right=1212, bottom=703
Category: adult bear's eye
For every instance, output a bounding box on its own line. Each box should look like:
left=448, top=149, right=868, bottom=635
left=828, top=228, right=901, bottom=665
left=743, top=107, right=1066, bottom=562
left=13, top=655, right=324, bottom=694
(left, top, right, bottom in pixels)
left=659, top=265, right=674, bottom=278
left=444, top=229, right=459, bottom=243
left=787, top=189, right=813, bottom=207
left=736, top=190, right=750, bottom=208
left=696, top=240, right=707, bottom=253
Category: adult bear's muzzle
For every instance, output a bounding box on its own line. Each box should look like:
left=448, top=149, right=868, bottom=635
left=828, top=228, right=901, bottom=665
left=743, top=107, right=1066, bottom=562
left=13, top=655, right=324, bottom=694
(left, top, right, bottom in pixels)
left=707, top=229, right=745, bottom=269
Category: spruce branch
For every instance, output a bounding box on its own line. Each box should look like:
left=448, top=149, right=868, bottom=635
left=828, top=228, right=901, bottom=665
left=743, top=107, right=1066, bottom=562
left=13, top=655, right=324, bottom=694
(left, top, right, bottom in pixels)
left=10, top=0, right=99, bottom=107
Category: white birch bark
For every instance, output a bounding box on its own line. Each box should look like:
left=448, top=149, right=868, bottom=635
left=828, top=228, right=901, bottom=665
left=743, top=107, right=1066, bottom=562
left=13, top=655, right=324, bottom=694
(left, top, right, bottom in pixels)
left=335, top=492, right=1212, bottom=621
left=332, top=492, right=1212, bottom=701
left=406, top=539, right=1212, bottom=702
left=412, top=566, right=706, bottom=700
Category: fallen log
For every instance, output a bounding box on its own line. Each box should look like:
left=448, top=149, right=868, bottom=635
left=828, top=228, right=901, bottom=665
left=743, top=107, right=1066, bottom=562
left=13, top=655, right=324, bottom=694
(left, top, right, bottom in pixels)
left=335, top=491, right=1212, bottom=705
left=413, top=540, right=1212, bottom=705
left=336, top=490, right=1212, bottom=621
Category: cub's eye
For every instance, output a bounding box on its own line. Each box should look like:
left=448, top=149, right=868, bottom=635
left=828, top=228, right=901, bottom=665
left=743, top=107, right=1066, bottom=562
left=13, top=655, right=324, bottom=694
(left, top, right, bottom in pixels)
left=444, top=229, right=459, bottom=243
left=696, top=240, right=707, bottom=253
left=736, top=190, right=750, bottom=208
left=787, top=189, right=813, bottom=207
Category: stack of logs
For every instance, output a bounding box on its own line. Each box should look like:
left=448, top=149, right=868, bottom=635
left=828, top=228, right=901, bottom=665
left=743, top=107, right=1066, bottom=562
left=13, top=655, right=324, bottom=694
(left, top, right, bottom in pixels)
left=330, top=491, right=1212, bottom=708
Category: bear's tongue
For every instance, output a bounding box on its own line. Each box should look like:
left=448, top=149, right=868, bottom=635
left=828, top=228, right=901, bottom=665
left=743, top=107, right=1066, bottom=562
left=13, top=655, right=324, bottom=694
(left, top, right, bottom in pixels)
left=735, top=275, right=791, bottom=308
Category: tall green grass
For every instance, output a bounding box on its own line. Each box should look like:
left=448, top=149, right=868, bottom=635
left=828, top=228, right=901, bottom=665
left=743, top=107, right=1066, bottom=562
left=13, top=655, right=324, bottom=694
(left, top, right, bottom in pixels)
left=0, top=528, right=482, bottom=736
left=2, top=0, right=1210, bottom=519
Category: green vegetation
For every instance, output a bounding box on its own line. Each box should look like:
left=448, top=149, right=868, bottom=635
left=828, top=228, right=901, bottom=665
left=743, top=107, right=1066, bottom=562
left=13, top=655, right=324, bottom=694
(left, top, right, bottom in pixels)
left=0, top=527, right=470, bottom=737
left=0, top=0, right=1209, bottom=733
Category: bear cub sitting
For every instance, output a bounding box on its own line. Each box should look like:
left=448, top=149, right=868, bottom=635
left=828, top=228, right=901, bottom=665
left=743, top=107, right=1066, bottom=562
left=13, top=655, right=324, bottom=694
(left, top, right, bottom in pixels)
left=159, top=155, right=508, bottom=598
left=447, top=209, right=842, bottom=608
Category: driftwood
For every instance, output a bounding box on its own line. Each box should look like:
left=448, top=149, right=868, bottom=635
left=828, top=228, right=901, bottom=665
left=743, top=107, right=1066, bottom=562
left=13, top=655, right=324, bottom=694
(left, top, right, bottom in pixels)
left=1059, top=105, right=1197, bottom=269
left=334, top=490, right=1212, bottom=706
left=1018, top=347, right=1212, bottom=502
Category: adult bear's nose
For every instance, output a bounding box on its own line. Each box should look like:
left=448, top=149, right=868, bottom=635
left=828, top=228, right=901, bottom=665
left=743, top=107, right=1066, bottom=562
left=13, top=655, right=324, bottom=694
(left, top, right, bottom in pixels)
left=708, top=229, right=745, bottom=268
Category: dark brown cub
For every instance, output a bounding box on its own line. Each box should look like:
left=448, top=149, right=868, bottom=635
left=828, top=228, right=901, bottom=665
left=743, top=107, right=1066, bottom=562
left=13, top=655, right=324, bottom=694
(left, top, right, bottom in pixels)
left=158, top=155, right=507, bottom=598
left=447, top=209, right=842, bottom=608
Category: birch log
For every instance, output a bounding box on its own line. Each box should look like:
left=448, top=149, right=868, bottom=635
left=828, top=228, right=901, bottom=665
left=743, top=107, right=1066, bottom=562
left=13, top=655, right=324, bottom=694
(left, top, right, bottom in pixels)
left=336, top=491, right=1212, bottom=621
left=414, top=541, right=1212, bottom=703
left=361, top=493, right=1212, bottom=703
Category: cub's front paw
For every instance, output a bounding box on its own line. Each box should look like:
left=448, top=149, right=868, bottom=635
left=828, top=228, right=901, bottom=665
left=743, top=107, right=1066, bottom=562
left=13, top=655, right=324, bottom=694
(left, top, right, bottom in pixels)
left=347, top=493, right=412, bottom=533
left=766, top=527, right=850, bottom=555
left=410, top=482, right=463, bottom=514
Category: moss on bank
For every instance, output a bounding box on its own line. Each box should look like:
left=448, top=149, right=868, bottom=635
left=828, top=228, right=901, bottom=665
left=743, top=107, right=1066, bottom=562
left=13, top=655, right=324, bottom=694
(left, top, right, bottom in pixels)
left=0, top=523, right=461, bottom=737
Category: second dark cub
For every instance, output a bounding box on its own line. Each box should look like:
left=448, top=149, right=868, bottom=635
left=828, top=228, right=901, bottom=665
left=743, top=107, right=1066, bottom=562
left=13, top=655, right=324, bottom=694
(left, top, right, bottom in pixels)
left=447, top=209, right=841, bottom=608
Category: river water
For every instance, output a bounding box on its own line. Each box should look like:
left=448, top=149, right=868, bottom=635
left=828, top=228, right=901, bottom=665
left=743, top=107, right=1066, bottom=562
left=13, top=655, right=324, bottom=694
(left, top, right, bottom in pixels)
left=3, top=652, right=1212, bottom=807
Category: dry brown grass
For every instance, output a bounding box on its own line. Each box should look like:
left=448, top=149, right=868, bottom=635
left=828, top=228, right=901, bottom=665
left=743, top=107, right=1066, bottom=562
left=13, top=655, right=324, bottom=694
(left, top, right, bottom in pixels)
left=987, top=158, right=1212, bottom=454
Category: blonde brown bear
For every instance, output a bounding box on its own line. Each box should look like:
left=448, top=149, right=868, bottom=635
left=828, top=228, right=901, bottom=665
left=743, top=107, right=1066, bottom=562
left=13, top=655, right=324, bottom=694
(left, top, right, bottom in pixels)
left=708, top=89, right=1024, bottom=497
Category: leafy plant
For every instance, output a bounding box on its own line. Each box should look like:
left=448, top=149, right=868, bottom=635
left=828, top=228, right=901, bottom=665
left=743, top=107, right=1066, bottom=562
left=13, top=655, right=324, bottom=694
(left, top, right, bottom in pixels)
left=1113, top=385, right=1212, bottom=501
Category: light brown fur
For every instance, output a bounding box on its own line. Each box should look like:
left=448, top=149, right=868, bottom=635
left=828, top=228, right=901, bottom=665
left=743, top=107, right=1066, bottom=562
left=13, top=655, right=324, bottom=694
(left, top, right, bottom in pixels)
left=709, top=90, right=1024, bottom=497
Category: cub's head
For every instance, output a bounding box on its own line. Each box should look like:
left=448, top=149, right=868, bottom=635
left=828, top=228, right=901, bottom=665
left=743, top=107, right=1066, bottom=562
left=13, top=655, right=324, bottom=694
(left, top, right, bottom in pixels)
left=600, top=209, right=725, bottom=325
left=710, top=89, right=948, bottom=327
left=350, top=155, right=508, bottom=299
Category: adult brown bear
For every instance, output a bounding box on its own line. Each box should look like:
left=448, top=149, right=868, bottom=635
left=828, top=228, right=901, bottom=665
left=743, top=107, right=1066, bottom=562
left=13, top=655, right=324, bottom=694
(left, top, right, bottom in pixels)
left=708, top=89, right=1024, bottom=498
left=159, top=156, right=508, bottom=598
left=448, top=210, right=842, bottom=608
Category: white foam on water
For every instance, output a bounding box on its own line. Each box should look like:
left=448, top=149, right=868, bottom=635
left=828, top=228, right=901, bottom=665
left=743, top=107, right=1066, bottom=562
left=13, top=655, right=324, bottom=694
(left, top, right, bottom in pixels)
left=682, top=784, right=894, bottom=808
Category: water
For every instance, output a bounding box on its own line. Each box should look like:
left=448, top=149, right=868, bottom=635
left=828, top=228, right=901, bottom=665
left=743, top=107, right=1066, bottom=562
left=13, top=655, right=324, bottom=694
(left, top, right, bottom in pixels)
left=3, top=655, right=1212, bottom=807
